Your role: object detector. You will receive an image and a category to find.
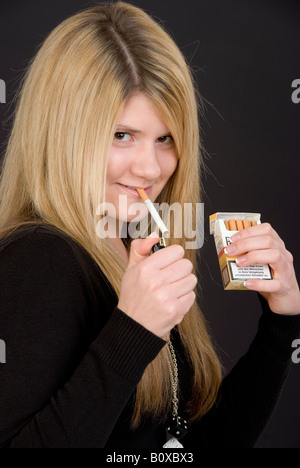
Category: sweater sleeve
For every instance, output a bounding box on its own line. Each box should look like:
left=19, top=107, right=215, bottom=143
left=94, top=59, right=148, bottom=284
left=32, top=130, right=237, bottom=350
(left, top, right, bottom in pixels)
left=0, top=231, right=166, bottom=448
left=182, top=296, right=300, bottom=448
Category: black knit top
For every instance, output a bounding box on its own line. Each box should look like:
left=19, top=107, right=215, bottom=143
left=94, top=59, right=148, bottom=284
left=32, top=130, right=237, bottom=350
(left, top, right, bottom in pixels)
left=0, top=224, right=299, bottom=448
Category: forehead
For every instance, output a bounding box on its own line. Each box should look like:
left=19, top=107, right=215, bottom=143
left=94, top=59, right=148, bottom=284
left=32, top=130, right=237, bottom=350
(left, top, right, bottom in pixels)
left=116, top=93, right=170, bottom=134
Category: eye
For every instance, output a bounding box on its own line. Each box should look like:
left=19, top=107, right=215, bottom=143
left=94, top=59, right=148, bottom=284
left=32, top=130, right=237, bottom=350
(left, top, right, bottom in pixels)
left=114, top=132, right=131, bottom=142
left=157, top=135, right=174, bottom=144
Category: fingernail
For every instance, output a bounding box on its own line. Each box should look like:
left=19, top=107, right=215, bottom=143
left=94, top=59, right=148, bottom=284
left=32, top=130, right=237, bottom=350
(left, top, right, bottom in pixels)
left=244, top=280, right=255, bottom=288
left=148, top=231, right=159, bottom=239
left=236, top=256, right=246, bottom=265
left=224, top=244, right=236, bottom=255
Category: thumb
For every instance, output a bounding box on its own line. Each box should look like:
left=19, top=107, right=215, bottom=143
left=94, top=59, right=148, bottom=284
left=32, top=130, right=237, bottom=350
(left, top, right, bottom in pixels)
left=127, top=232, right=160, bottom=269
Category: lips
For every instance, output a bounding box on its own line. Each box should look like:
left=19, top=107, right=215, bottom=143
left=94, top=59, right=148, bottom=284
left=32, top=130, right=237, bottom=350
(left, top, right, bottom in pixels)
left=117, top=183, right=152, bottom=197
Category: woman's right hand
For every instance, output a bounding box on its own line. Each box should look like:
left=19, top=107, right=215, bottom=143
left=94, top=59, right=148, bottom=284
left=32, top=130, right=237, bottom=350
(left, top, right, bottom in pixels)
left=117, top=234, right=197, bottom=338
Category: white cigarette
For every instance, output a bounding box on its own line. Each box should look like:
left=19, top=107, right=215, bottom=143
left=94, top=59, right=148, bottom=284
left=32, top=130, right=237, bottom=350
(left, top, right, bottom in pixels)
left=136, top=188, right=169, bottom=236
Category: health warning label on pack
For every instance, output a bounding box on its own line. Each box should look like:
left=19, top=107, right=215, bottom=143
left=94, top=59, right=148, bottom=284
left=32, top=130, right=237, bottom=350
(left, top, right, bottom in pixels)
left=228, top=262, right=273, bottom=281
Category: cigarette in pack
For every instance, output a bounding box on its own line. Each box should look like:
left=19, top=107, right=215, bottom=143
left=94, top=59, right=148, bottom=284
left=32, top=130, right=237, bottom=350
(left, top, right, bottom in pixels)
left=225, top=218, right=257, bottom=231
left=209, top=212, right=273, bottom=290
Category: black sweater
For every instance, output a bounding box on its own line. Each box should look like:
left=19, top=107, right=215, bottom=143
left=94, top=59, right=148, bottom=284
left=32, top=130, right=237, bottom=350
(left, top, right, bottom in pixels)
left=0, top=224, right=299, bottom=448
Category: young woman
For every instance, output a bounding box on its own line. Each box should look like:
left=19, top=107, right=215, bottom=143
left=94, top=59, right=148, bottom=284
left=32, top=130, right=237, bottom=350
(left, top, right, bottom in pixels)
left=0, top=2, right=299, bottom=448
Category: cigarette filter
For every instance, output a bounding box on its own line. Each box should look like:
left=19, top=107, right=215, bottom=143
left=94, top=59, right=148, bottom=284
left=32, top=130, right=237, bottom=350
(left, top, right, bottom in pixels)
left=209, top=212, right=273, bottom=290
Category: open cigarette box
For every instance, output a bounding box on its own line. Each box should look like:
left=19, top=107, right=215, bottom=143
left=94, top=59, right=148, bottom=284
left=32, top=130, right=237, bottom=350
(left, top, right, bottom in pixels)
left=209, top=212, right=273, bottom=290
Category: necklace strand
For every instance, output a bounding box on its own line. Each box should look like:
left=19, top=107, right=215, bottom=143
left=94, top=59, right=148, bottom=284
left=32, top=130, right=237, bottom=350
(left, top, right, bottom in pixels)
left=167, top=340, right=179, bottom=418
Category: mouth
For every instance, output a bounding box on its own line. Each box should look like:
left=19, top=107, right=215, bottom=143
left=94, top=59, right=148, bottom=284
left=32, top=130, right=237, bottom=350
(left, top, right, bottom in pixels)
left=117, top=183, right=152, bottom=197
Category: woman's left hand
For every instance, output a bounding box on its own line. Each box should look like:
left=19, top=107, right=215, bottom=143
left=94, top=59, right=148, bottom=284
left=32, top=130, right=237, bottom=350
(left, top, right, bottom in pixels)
left=225, top=223, right=300, bottom=316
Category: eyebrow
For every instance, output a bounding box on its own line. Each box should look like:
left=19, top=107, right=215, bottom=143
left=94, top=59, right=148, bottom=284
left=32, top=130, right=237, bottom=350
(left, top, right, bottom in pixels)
left=115, top=124, right=172, bottom=136
left=115, top=125, right=142, bottom=134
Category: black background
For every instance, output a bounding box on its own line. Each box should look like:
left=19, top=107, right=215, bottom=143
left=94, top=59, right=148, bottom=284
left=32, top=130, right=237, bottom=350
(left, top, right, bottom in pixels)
left=0, top=0, right=299, bottom=448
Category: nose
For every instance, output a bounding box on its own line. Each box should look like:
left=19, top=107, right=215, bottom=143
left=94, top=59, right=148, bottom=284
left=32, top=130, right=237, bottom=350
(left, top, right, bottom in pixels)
left=130, top=142, right=161, bottom=181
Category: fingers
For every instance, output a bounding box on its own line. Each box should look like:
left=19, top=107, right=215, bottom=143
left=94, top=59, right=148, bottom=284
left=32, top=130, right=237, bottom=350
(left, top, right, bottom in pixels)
left=226, top=222, right=296, bottom=299
left=235, top=248, right=285, bottom=270
left=230, top=222, right=284, bottom=245
left=244, top=278, right=282, bottom=292
left=176, top=291, right=197, bottom=322
left=143, top=244, right=185, bottom=270
left=159, top=258, right=194, bottom=284
left=127, top=235, right=162, bottom=268
left=225, top=235, right=277, bottom=257
left=209, top=216, right=299, bottom=312
left=167, top=272, right=198, bottom=298
left=226, top=224, right=284, bottom=258
left=225, top=222, right=290, bottom=274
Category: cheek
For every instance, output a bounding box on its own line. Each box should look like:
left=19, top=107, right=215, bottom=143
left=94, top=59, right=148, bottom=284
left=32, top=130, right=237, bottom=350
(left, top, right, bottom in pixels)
left=161, top=154, right=178, bottom=179
left=106, top=152, right=128, bottom=181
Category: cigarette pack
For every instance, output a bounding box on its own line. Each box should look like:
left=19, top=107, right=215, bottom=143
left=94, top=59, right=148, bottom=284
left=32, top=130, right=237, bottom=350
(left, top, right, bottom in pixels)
left=209, top=212, right=273, bottom=290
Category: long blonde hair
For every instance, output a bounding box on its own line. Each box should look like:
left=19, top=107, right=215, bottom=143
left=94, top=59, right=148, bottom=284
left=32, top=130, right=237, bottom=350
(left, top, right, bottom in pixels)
left=0, top=1, right=222, bottom=427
